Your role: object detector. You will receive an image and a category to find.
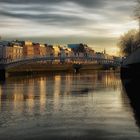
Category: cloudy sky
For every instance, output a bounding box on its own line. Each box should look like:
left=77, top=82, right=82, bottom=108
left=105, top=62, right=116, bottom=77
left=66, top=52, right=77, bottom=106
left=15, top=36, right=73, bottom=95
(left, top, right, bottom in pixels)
left=0, top=0, right=138, bottom=55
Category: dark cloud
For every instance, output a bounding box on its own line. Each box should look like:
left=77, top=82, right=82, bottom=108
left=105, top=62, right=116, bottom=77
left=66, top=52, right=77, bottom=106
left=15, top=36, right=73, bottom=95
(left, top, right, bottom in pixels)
left=0, top=10, right=91, bottom=28
left=0, top=0, right=101, bottom=27
left=0, top=0, right=104, bottom=7
left=0, top=0, right=137, bottom=55
left=0, top=0, right=135, bottom=8
left=0, top=0, right=135, bottom=21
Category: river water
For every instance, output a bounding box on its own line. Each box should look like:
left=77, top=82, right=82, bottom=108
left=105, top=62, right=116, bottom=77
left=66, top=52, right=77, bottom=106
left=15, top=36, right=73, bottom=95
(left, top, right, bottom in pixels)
left=0, top=71, right=140, bottom=140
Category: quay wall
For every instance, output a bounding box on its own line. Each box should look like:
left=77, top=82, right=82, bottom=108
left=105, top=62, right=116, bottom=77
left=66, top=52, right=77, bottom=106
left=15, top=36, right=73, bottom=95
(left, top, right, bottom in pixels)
left=6, top=63, right=104, bottom=75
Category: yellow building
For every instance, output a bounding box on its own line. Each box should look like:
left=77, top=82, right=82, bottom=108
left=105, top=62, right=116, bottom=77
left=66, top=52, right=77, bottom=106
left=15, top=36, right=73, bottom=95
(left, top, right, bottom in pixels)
left=23, top=45, right=34, bottom=57
left=39, top=44, right=47, bottom=56
left=33, top=44, right=40, bottom=56
left=22, top=41, right=34, bottom=57
left=24, top=41, right=33, bottom=46
left=12, top=45, right=23, bottom=60
left=53, top=45, right=61, bottom=57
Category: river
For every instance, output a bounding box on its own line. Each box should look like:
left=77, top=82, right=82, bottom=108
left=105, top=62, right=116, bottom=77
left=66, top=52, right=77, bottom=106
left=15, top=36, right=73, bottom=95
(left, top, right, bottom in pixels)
left=0, top=71, right=140, bottom=140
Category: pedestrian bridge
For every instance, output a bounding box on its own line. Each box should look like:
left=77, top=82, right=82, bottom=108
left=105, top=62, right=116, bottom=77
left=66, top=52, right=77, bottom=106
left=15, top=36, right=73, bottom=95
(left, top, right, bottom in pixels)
left=0, top=56, right=121, bottom=69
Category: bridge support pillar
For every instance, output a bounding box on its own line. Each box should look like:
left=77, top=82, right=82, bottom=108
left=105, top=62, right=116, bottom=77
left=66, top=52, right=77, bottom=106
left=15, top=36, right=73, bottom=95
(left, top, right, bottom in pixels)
left=74, top=67, right=80, bottom=73
left=0, top=69, right=6, bottom=81
left=73, top=64, right=82, bottom=73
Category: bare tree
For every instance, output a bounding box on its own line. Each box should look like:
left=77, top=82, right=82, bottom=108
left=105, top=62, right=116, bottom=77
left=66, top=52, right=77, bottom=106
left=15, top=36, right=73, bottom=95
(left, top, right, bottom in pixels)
left=134, top=0, right=140, bottom=37
left=118, top=0, right=140, bottom=56
left=119, top=30, right=138, bottom=56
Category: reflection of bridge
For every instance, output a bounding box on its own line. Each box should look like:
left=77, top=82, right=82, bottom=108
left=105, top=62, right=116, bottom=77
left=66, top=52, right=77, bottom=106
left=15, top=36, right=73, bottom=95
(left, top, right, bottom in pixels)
left=0, top=56, right=121, bottom=79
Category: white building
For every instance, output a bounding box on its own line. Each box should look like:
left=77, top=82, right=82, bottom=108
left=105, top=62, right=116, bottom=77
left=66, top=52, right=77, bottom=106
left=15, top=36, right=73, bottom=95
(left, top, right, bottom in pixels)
left=0, top=41, right=23, bottom=62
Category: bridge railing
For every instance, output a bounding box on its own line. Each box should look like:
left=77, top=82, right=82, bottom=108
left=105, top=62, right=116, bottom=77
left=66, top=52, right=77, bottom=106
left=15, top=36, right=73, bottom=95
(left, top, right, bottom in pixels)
left=0, top=56, right=121, bottom=66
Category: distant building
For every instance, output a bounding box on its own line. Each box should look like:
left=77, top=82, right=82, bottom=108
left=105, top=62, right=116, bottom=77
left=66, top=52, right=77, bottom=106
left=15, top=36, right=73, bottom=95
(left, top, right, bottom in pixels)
left=33, top=43, right=40, bottom=56
left=0, top=41, right=23, bottom=61
left=95, top=52, right=105, bottom=59
left=61, top=47, right=72, bottom=57
left=39, top=44, right=46, bottom=56
left=113, top=56, right=122, bottom=62
left=23, top=46, right=34, bottom=57
left=46, top=45, right=54, bottom=56
left=0, top=41, right=10, bottom=46
left=24, top=41, right=33, bottom=46
left=0, top=41, right=12, bottom=60
left=67, top=43, right=95, bottom=57
left=23, top=41, right=34, bottom=57
left=11, top=44, right=23, bottom=60
left=52, top=45, right=61, bottom=57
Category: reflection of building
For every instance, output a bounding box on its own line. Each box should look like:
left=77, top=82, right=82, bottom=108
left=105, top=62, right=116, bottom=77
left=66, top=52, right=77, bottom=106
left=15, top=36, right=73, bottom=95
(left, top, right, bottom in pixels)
left=0, top=85, right=1, bottom=106
left=0, top=72, right=121, bottom=117
left=39, top=77, right=47, bottom=113
left=53, top=75, right=61, bottom=111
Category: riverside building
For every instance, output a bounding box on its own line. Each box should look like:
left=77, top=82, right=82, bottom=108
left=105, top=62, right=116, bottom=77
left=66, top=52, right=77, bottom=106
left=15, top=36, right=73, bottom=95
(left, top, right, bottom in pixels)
left=0, top=41, right=23, bottom=62
left=23, top=41, right=34, bottom=57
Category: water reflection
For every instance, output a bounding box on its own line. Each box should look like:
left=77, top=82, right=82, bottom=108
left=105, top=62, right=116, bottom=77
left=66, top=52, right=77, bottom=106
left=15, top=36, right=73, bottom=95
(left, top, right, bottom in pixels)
left=39, top=77, right=47, bottom=114
left=0, top=71, right=121, bottom=124
left=0, top=71, right=140, bottom=139
left=122, top=78, right=140, bottom=129
left=0, top=71, right=120, bottom=108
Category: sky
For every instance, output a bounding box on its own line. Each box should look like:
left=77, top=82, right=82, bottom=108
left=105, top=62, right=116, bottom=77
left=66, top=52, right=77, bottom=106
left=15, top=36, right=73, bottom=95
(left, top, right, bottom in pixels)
left=0, top=0, right=139, bottom=55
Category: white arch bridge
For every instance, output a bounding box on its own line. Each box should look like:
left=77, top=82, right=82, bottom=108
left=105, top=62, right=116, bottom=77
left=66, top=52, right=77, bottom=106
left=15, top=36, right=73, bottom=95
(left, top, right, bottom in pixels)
left=0, top=56, right=121, bottom=79
left=0, top=56, right=121, bottom=68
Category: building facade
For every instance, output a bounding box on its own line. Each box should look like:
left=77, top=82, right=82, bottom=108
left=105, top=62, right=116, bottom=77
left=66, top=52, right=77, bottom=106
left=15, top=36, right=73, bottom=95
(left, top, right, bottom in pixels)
left=0, top=41, right=23, bottom=62
left=23, top=41, right=34, bottom=57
